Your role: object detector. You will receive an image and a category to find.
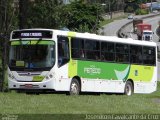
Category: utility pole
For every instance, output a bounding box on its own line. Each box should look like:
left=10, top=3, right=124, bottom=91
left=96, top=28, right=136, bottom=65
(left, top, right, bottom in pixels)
left=108, top=0, right=111, bottom=19
left=150, top=0, right=153, bottom=12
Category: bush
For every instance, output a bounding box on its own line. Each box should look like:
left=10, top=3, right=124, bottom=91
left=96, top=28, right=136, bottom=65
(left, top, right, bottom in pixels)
left=135, top=9, right=149, bottom=15
left=125, top=6, right=134, bottom=13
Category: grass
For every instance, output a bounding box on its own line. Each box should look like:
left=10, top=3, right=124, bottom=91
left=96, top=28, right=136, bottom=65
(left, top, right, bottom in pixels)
left=100, top=15, right=127, bottom=27
left=0, top=83, right=160, bottom=115
left=100, top=19, right=114, bottom=27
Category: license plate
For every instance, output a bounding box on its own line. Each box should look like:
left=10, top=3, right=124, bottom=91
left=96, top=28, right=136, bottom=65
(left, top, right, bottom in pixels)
left=25, top=84, right=33, bottom=88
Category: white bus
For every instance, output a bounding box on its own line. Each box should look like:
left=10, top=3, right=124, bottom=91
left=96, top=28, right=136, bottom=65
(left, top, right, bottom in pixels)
left=8, top=29, right=158, bottom=95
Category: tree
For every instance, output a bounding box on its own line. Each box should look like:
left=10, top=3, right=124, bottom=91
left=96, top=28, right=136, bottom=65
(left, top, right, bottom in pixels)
left=26, top=0, right=63, bottom=29
left=0, top=0, right=18, bottom=91
left=19, top=0, right=31, bottom=29
left=26, top=0, right=103, bottom=33
left=59, top=0, right=104, bottom=33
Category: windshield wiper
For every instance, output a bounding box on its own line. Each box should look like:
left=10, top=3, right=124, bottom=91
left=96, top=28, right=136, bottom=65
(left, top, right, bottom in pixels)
left=19, top=38, right=22, bottom=45
left=36, top=38, right=42, bottom=45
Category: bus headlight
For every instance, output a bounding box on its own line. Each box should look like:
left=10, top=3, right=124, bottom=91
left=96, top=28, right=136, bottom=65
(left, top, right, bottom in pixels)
left=45, top=72, right=55, bottom=80
left=46, top=76, right=50, bottom=80
left=49, top=74, right=53, bottom=78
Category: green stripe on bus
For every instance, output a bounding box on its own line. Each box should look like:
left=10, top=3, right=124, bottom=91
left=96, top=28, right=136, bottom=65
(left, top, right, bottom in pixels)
left=11, top=40, right=54, bottom=45
left=128, top=65, right=154, bottom=82
left=77, top=60, right=129, bottom=80
left=73, top=60, right=154, bottom=82
left=67, top=32, right=76, bottom=37
left=68, top=32, right=77, bottom=78
left=68, top=60, right=78, bottom=78
left=11, top=41, right=21, bottom=45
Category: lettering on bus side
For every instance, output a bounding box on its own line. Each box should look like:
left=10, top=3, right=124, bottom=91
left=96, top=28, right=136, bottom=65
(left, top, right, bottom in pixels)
left=84, top=65, right=101, bottom=75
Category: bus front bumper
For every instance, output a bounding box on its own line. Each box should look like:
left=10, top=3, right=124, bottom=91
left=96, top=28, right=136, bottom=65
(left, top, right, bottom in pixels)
left=8, top=79, right=55, bottom=90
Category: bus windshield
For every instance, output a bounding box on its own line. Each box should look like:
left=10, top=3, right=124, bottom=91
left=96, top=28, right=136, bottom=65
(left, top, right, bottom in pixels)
left=9, top=40, right=55, bottom=71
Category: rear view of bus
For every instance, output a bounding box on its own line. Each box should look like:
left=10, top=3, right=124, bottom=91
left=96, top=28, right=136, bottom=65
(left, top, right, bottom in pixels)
left=8, top=29, right=55, bottom=90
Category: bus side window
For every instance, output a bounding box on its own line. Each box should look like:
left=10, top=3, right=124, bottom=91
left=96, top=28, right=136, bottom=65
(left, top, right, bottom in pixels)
left=58, top=36, right=70, bottom=67
left=143, top=46, right=156, bottom=65
left=130, top=45, right=143, bottom=64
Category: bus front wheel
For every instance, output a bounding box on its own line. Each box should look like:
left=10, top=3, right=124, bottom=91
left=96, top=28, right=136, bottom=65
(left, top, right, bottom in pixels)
left=69, top=78, right=80, bottom=95
left=124, top=81, right=133, bottom=96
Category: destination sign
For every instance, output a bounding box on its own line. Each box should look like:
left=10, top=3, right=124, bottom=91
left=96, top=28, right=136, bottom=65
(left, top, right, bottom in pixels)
left=21, top=33, right=42, bottom=37
left=12, top=30, right=53, bottom=39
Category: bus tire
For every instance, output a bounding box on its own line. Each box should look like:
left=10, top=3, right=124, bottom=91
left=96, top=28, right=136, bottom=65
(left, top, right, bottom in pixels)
left=124, top=81, right=133, bottom=96
left=69, top=78, right=80, bottom=95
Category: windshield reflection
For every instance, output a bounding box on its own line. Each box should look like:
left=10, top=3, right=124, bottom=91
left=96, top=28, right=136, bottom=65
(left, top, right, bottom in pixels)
left=9, top=40, right=55, bottom=71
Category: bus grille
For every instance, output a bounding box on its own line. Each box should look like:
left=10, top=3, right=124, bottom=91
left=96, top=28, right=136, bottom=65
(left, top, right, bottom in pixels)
left=17, top=71, right=41, bottom=76
left=20, top=85, right=39, bottom=89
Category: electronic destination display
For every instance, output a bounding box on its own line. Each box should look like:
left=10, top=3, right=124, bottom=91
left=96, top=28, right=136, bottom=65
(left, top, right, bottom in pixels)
left=12, top=30, right=53, bottom=39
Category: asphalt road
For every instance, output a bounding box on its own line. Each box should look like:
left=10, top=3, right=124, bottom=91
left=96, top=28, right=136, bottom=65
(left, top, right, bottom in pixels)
left=102, top=13, right=159, bottom=36
left=124, top=15, right=160, bottom=42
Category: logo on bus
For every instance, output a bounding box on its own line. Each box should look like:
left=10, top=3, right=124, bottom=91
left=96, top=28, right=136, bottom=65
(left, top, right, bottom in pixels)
left=84, top=65, right=101, bottom=75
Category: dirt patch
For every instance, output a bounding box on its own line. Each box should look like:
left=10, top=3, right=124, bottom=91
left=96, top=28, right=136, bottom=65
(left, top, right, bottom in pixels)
left=152, top=98, right=160, bottom=103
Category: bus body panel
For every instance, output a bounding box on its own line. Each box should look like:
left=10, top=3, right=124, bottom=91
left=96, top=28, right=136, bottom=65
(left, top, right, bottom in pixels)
left=81, top=79, right=125, bottom=93
left=134, top=81, right=157, bottom=94
left=68, top=60, right=156, bottom=82
left=68, top=60, right=157, bottom=93
left=54, top=64, right=71, bottom=91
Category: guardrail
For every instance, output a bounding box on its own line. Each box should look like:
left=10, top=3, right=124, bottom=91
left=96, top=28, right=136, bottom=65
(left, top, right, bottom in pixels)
left=117, top=13, right=160, bottom=38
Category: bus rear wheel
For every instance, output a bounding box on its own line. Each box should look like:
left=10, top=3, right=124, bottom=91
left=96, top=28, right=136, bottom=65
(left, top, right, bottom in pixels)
left=69, top=79, right=80, bottom=95
left=124, top=81, right=133, bottom=96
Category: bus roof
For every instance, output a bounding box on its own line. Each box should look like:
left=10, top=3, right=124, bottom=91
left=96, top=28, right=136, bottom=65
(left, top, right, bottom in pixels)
left=54, top=29, right=156, bottom=47
left=11, top=29, right=157, bottom=47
